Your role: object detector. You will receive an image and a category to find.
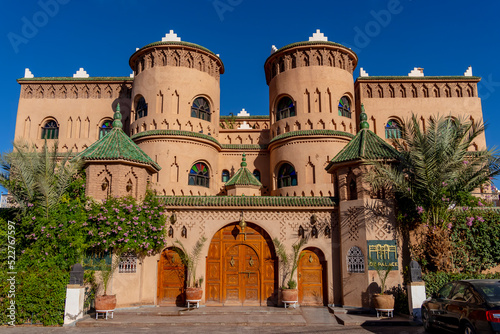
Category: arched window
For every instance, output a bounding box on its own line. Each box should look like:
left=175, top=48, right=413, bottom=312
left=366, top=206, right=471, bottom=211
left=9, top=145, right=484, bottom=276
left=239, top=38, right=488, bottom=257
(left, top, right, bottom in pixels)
left=188, top=162, right=210, bottom=188
left=347, top=246, right=365, bottom=273
left=253, top=169, right=261, bottom=182
left=385, top=119, right=401, bottom=139
left=41, top=120, right=59, bottom=139
left=277, top=163, right=297, bottom=188
left=99, top=119, right=113, bottom=139
left=222, top=170, right=230, bottom=183
left=276, top=97, right=295, bottom=121
left=338, top=96, right=351, bottom=118
left=191, top=97, right=211, bottom=121
left=135, top=96, right=148, bottom=120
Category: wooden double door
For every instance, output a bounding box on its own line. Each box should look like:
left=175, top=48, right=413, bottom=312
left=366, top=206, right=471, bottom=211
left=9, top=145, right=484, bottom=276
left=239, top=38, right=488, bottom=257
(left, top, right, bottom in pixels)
left=157, top=248, right=186, bottom=306
left=206, top=223, right=277, bottom=306
left=298, top=248, right=326, bottom=306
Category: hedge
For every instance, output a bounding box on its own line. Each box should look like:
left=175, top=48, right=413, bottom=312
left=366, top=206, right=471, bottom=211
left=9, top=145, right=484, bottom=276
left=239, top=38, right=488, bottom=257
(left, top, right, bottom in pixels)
left=423, top=271, right=500, bottom=298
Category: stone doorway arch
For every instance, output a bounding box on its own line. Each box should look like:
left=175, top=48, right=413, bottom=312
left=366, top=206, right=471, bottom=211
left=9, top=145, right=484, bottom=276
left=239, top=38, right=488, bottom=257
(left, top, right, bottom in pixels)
left=205, top=222, right=278, bottom=306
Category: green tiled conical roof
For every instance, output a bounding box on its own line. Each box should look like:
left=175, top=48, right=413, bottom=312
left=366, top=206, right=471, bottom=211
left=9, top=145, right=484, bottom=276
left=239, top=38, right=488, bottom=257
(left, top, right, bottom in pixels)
left=325, top=105, right=399, bottom=170
left=225, top=153, right=262, bottom=187
left=76, top=104, right=161, bottom=171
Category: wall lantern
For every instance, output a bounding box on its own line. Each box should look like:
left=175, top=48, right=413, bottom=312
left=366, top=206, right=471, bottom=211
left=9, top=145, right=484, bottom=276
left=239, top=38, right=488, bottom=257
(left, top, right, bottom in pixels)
left=325, top=225, right=331, bottom=238
left=170, top=211, right=177, bottom=225
left=101, top=180, right=108, bottom=191
left=298, top=225, right=305, bottom=238
left=239, top=211, right=247, bottom=240
left=168, top=226, right=174, bottom=237
left=310, top=214, right=317, bottom=225
left=311, top=226, right=318, bottom=238
left=181, top=226, right=187, bottom=238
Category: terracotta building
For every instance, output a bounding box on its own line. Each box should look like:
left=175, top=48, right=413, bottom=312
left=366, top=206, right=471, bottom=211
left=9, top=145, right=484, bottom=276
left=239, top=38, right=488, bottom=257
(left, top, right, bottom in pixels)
left=13, top=30, right=486, bottom=308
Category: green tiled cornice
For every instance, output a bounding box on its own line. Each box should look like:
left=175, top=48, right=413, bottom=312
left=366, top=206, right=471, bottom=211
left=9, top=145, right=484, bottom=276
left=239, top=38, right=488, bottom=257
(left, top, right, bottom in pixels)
left=158, top=196, right=336, bottom=208
left=133, top=41, right=218, bottom=57
left=131, top=130, right=221, bottom=146
left=325, top=129, right=399, bottom=170
left=17, top=77, right=133, bottom=82
left=76, top=128, right=160, bottom=171
left=356, top=76, right=481, bottom=81
left=221, top=144, right=268, bottom=150
left=270, top=130, right=354, bottom=145
left=220, top=115, right=270, bottom=120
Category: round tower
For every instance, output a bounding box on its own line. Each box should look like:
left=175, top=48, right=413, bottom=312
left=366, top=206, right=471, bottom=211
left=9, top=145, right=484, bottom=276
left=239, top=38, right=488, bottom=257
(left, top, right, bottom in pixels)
left=264, top=30, right=358, bottom=197
left=129, top=31, right=224, bottom=196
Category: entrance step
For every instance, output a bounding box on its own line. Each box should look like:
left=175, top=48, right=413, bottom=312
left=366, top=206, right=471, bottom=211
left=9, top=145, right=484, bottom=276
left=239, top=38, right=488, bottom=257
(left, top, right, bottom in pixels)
left=77, top=307, right=308, bottom=327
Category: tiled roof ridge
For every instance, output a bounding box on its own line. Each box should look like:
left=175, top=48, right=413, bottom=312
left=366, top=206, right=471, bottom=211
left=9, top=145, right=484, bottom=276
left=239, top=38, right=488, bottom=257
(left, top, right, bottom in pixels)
left=131, top=130, right=222, bottom=147
left=270, top=129, right=354, bottom=144
left=76, top=122, right=161, bottom=171
left=158, top=195, right=337, bottom=207
left=221, top=144, right=268, bottom=150
left=132, top=41, right=218, bottom=57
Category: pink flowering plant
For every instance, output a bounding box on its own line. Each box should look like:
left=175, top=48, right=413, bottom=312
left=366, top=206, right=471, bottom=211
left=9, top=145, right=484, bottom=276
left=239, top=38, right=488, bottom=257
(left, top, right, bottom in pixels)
left=83, top=191, right=168, bottom=257
left=449, top=208, right=500, bottom=273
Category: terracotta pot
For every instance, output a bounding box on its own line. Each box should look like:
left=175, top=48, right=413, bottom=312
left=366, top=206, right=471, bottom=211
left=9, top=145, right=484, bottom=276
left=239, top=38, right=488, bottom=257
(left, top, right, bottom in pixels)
left=281, top=289, right=298, bottom=302
left=185, top=287, right=203, bottom=300
left=373, top=294, right=394, bottom=309
left=95, top=294, right=117, bottom=311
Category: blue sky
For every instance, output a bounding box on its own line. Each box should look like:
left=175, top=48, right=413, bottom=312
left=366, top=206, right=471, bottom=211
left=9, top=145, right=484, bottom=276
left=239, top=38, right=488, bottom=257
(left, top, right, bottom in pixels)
left=0, top=0, right=499, bottom=190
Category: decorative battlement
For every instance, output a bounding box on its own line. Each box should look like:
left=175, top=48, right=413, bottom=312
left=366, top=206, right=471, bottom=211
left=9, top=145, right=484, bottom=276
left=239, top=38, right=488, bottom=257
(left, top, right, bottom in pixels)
left=162, top=30, right=181, bottom=42
left=309, top=29, right=328, bottom=42
left=73, top=68, right=90, bottom=78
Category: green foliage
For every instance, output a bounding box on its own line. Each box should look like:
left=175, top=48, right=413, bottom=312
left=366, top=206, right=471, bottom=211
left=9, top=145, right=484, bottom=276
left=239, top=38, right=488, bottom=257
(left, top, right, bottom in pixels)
left=450, top=208, right=500, bottom=273
left=369, top=257, right=394, bottom=294
left=0, top=268, right=69, bottom=326
left=367, top=115, right=500, bottom=228
left=273, top=237, right=308, bottom=289
left=83, top=192, right=168, bottom=257
left=423, top=271, right=500, bottom=298
left=387, top=285, right=409, bottom=315
left=174, top=236, right=207, bottom=288
left=85, top=257, right=120, bottom=295
left=0, top=140, right=82, bottom=219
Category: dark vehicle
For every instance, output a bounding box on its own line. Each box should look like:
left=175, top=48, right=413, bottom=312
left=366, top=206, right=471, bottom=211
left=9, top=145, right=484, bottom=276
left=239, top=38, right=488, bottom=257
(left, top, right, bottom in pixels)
left=422, top=279, right=500, bottom=334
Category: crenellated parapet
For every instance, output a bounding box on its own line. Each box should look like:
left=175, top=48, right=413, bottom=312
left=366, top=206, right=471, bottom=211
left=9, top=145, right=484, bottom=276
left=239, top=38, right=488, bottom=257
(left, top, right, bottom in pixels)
left=264, top=41, right=358, bottom=84
left=129, top=41, right=224, bottom=81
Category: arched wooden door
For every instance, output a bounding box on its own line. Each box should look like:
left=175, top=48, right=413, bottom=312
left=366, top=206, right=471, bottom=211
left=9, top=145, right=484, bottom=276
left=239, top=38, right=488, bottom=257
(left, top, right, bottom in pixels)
left=157, top=248, right=186, bottom=306
left=206, top=223, right=277, bottom=306
left=298, top=248, right=326, bottom=306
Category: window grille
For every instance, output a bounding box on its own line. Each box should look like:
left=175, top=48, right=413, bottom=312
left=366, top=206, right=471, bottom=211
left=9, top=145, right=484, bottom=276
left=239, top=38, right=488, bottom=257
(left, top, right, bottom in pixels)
left=347, top=246, right=365, bottom=273
left=119, top=254, right=137, bottom=273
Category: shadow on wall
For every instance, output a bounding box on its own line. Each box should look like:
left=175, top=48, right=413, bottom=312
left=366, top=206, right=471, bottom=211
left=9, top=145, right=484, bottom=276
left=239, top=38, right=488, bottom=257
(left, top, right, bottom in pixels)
left=361, top=282, right=380, bottom=308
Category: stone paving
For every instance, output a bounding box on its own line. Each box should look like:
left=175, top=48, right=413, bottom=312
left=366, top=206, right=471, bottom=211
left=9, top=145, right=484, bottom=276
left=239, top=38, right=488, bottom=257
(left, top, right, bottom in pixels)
left=0, top=306, right=425, bottom=334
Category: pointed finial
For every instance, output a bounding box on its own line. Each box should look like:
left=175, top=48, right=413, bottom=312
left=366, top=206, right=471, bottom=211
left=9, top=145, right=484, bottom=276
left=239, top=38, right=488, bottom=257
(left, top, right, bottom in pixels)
left=112, top=103, right=123, bottom=129
left=241, top=153, right=247, bottom=167
left=360, top=104, right=369, bottom=130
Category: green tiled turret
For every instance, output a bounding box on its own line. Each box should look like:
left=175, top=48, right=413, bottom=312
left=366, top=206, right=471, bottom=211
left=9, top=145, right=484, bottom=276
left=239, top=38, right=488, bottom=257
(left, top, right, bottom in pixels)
left=325, top=104, right=399, bottom=170
left=76, top=104, right=161, bottom=171
left=225, top=153, right=262, bottom=187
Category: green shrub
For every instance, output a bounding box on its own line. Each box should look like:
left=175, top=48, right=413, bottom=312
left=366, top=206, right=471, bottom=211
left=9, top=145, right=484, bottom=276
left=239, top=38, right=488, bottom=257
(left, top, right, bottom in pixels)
left=0, top=268, right=69, bottom=326
left=423, top=271, right=500, bottom=298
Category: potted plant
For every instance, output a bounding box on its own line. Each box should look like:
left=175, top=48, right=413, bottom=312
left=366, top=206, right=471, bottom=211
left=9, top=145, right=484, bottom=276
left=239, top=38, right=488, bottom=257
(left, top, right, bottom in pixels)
left=175, top=236, right=207, bottom=302
left=370, top=257, right=395, bottom=310
left=89, top=255, right=120, bottom=312
left=273, top=237, right=307, bottom=305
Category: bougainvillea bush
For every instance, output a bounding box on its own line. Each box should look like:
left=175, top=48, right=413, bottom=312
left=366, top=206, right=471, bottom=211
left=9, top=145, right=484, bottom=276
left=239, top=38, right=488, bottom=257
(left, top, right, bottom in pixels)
left=450, top=207, right=500, bottom=273
left=83, top=191, right=168, bottom=257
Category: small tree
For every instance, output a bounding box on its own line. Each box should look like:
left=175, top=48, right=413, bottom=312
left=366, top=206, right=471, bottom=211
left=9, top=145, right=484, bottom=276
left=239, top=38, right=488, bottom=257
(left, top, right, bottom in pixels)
left=86, top=256, right=120, bottom=296
left=175, top=236, right=207, bottom=288
left=273, top=237, right=307, bottom=289
left=369, top=257, right=394, bottom=295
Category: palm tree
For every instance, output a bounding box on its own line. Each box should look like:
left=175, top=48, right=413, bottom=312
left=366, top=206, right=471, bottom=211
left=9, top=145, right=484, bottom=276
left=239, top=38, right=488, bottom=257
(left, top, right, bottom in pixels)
left=368, top=114, right=500, bottom=227
left=0, top=140, right=82, bottom=218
